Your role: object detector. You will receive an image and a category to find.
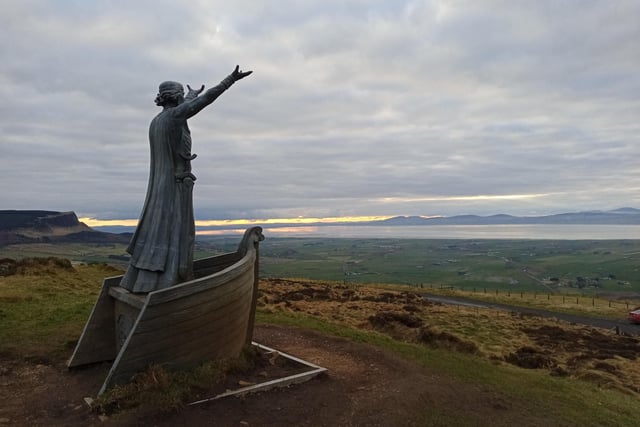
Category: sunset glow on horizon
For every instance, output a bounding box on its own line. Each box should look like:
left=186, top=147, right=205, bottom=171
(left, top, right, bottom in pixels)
left=79, top=215, right=406, bottom=228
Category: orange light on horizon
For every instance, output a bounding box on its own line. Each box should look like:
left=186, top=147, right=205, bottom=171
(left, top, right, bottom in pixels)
left=80, top=215, right=403, bottom=228
left=196, top=226, right=324, bottom=236
left=79, top=217, right=139, bottom=227
left=263, top=226, right=319, bottom=234
left=196, top=229, right=246, bottom=236
left=196, top=215, right=396, bottom=226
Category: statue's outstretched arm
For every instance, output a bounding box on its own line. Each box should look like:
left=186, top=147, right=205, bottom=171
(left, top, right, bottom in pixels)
left=176, top=65, right=252, bottom=119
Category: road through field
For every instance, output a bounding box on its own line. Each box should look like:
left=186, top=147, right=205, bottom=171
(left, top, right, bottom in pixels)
left=423, top=294, right=640, bottom=336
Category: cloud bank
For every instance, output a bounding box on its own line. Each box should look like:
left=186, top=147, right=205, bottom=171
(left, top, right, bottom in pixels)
left=1, top=0, right=639, bottom=220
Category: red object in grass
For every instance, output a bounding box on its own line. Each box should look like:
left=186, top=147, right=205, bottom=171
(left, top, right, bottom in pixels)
left=628, top=307, right=640, bottom=324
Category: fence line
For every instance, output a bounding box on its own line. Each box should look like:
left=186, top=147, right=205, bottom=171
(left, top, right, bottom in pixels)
left=414, top=283, right=638, bottom=311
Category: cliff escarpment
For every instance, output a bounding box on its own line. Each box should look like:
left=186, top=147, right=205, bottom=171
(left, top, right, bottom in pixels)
left=0, top=210, right=130, bottom=246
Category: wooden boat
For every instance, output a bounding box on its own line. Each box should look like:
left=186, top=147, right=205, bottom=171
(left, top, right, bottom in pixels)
left=68, top=227, right=264, bottom=395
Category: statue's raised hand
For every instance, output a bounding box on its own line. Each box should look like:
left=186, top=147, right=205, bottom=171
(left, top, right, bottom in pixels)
left=232, top=65, right=253, bottom=81
left=186, top=84, right=205, bottom=99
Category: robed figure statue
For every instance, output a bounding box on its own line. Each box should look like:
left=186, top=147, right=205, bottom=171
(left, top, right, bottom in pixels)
left=120, top=65, right=253, bottom=293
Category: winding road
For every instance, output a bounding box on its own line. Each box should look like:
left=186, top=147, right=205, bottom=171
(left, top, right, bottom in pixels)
left=423, top=293, right=640, bottom=336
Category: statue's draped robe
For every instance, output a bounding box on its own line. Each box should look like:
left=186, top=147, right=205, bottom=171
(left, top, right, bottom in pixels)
left=120, top=76, right=234, bottom=293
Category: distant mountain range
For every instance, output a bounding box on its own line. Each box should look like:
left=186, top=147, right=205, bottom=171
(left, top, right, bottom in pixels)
left=1, top=208, right=640, bottom=246
left=378, top=208, right=640, bottom=226
left=195, top=208, right=640, bottom=230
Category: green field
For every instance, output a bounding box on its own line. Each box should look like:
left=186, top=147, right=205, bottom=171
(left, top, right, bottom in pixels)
left=3, top=236, right=640, bottom=296
left=0, top=242, right=130, bottom=265
left=248, top=237, right=640, bottom=296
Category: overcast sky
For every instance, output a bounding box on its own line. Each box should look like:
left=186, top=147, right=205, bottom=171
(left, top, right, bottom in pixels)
left=2, top=0, right=639, bottom=221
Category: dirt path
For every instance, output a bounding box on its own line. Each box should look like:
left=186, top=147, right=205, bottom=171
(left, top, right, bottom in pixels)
left=1, top=324, right=557, bottom=427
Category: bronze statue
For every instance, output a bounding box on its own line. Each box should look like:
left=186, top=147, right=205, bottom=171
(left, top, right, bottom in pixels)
left=120, top=65, right=253, bottom=292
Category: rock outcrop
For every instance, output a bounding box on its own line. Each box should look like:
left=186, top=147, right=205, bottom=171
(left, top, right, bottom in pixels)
left=0, top=210, right=130, bottom=246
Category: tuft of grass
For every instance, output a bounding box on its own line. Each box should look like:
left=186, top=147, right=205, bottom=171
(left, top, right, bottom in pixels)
left=95, top=345, right=259, bottom=415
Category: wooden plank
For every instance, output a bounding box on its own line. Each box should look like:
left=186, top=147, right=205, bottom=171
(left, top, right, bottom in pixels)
left=187, top=342, right=328, bottom=406
left=100, top=317, right=250, bottom=390
left=193, top=252, right=241, bottom=277
left=245, top=249, right=260, bottom=346
left=147, top=254, right=254, bottom=305
left=108, top=286, right=146, bottom=309
left=120, top=323, right=248, bottom=371
left=141, top=271, right=253, bottom=320
left=119, top=304, right=251, bottom=362
left=194, top=251, right=238, bottom=269
left=131, top=275, right=253, bottom=329
left=120, top=294, right=250, bottom=351
left=67, top=276, right=120, bottom=367
left=119, top=297, right=252, bottom=360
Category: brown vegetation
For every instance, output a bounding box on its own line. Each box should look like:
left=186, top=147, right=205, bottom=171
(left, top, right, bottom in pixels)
left=258, top=278, right=640, bottom=395
left=0, top=256, right=73, bottom=276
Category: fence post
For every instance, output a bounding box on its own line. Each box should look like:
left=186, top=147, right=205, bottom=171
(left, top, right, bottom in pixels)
left=562, top=295, right=565, bottom=304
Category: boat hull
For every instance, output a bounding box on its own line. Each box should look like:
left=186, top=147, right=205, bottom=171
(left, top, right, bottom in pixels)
left=68, top=227, right=264, bottom=395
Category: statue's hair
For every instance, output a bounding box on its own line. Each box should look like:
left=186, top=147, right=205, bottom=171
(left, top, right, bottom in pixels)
left=154, top=92, right=182, bottom=106
left=155, top=81, right=184, bottom=106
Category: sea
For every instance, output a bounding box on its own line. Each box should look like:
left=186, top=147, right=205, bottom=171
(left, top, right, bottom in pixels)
left=199, top=224, right=640, bottom=240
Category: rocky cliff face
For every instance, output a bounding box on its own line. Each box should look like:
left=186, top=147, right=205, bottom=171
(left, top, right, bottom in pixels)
left=0, top=210, right=87, bottom=231
left=0, top=210, right=130, bottom=246
left=33, top=211, right=86, bottom=231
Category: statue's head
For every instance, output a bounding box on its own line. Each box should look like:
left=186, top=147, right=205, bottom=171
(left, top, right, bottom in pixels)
left=154, top=81, right=184, bottom=107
